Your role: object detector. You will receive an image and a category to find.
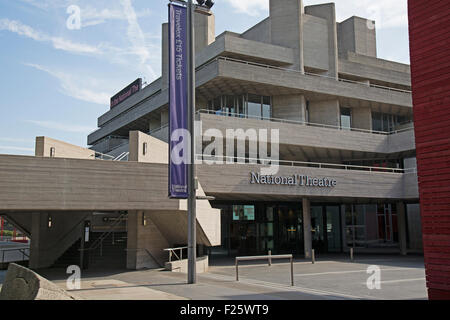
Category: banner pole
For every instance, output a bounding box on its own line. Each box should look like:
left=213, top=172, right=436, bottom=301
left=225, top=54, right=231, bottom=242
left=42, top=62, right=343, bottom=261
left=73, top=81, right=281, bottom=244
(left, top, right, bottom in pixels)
left=187, top=0, right=197, bottom=284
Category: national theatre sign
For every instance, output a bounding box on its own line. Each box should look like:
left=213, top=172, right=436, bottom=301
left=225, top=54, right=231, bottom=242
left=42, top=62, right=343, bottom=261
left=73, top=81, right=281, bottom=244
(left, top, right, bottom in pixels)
left=250, top=172, right=337, bottom=188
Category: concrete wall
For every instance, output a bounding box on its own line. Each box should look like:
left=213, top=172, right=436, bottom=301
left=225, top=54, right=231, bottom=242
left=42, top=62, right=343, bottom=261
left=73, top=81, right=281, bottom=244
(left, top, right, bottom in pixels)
left=338, top=16, right=377, bottom=57
left=241, top=18, right=271, bottom=43
left=305, top=4, right=338, bottom=78
left=303, top=14, right=329, bottom=72
left=29, top=212, right=88, bottom=269
left=35, top=137, right=94, bottom=160
left=308, top=100, right=340, bottom=126
left=272, top=95, right=306, bottom=122
left=197, top=163, right=419, bottom=201
left=126, top=211, right=170, bottom=269
left=269, top=0, right=304, bottom=71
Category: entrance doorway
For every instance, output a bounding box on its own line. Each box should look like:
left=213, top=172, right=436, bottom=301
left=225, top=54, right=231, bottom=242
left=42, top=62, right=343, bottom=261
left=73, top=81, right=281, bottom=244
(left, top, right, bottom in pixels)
left=311, top=205, right=342, bottom=253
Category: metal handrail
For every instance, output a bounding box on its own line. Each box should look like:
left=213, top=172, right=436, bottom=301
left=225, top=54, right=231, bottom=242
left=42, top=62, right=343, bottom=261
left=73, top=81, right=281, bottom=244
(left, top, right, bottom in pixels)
left=213, top=56, right=412, bottom=94
left=235, top=254, right=294, bottom=286
left=83, top=213, right=127, bottom=254
left=114, top=152, right=129, bottom=161
left=197, top=109, right=414, bottom=136
left=1, top=247, right=30, bottom=263
left=196, top=154, right=415, bottom=174
left=164, top=246, right=188, bottom=262
left=149, top=124, right=169, bottom=135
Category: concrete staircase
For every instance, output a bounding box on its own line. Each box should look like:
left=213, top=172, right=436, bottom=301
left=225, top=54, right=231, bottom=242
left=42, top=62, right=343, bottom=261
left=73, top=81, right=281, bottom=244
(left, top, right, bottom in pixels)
left=86, top=232, right=127, bottom=270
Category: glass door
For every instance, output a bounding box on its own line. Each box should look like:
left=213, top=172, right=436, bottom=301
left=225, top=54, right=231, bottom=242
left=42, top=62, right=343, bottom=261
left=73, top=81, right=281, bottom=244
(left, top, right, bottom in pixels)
left=326, top=206, right=342, bottom=252
left=311, top=206, right=326, bottom=253
left=276, top=206, right=303, bottom=255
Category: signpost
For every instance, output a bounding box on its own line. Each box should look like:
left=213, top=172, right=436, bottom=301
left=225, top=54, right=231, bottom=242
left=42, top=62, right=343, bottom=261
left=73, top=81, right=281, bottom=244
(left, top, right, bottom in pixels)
left=168, top=0, right=213, bottom=285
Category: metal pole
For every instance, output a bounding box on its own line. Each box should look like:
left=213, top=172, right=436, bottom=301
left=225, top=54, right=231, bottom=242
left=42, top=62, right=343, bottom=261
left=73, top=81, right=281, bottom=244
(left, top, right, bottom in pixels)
left=235, top=258, right=239, bottom=281
left=187, top=0, right=197, bottom=284
left=290, top=257, right=294, bottom=286
left=350, top=247, right=354, bottom=262
left=268, top=250, right=272, bottom=266
left=312, top=249, right=315, bottom=264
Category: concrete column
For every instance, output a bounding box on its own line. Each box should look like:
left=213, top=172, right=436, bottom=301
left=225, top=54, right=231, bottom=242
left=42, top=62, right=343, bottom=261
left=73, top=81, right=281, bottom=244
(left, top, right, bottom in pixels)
left=302, top=198, right=312, bottom=259
left=161, top=108, right=169, bottom=127
left=126, top=210, right=170, bottom=270
left=305, top=3, right=338, bottom=79
left=270, top=0, right=304, bottom=72
left=352, top=107, right=372, bottom=131
left=272, top=95, right=307, bottom=122
left=29, top=212, right=42, bottom=269
left=397, top=202, right=408, bottom=256
left=308, top=100, right=340, bottom=127
left=194, top=12, right=215, bottom=54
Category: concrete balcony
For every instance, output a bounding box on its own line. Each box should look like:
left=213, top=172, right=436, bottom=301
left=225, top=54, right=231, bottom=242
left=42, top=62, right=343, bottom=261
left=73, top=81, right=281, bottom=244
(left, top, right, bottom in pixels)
left=197, top=162, right=419, bottom=202
left=199, top=112, right=416, bottom=159
left=195, top=58, right=413, bottom=111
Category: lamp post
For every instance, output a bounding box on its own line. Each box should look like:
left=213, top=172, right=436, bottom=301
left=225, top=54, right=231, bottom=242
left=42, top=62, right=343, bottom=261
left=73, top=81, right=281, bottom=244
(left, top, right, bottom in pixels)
left=170, top=0, right=213, bottom=285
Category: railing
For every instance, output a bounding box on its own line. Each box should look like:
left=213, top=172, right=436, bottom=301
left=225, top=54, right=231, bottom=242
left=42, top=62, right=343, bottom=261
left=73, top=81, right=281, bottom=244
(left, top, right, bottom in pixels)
left=197, top=109, right=414, bottom=136
left=196, top=154, right=417, bottom=174
left=83, top=213, right=127, bottom=257
left=114, top=152, right=129, bottom=161
left=164, top=246, right=188, bottom=262
left=235, top=254, right=294, bottom=286
left=149, top=124, right=169, bottom=135
left=0, top=246, right=30, bottom=263
left=212, top=56, right=412, bottom=94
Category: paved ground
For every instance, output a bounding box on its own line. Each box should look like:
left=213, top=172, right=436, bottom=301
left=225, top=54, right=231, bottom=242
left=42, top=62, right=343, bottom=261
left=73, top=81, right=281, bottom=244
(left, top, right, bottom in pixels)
left=30, top=254, right=427, bottom=300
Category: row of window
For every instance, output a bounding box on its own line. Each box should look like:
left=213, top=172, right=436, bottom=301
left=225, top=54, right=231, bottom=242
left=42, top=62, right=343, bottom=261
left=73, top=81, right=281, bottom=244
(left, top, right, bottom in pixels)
left=207, top=94, right=412, bottom=133
left=207, top=94, right=271, bottom=119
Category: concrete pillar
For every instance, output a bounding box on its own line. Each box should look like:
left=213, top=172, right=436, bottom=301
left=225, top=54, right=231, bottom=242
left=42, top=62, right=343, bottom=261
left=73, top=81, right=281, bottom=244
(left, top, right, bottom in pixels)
left=352, top=107, right=372, bottom=131
left=29, top=213, right=42, bottom=269
left=302, top=198, right=312, bottom=259
left=126, top=210, right=171, bottom=270
left=161, top=23, right=169, bottom=91
left=338, top=16, right=377, bottom=58
left=161, top=108, right=169, bottom=127
left=397, top=202, right=408, bottom=256
left=149, top=117, right=160, bottom=132
left=272, top=95, right=307, bottom=122
left=308, top=100, right=340, bottom=127
left=305, top=3, right=338, bottom=79
left=270, top=0, right=304, bottom=72
left=194, top=11, right=215, bottom=54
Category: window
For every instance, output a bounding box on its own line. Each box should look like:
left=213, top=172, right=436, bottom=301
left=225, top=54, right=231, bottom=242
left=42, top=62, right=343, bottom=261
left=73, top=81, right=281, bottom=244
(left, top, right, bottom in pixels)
left=50, top=147, right=56, bottom=157
left=340, top=107, right=352, bottom=130
left=247, top=94, right=262, bottom=119
left=232, top=205, right=255, bottom=221
left=372, top=112, right=413, bottom=133
left=207, top=94, right=271, bottom=120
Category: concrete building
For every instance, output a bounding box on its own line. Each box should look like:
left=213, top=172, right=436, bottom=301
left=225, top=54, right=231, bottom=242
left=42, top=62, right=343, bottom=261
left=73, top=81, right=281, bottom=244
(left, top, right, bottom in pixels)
left=0, top=0, right=421, bottom=270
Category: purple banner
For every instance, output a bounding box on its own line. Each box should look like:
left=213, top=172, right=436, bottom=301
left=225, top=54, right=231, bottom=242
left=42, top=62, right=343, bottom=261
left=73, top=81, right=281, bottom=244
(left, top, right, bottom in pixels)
left=168, top=3, right=188, bottom=199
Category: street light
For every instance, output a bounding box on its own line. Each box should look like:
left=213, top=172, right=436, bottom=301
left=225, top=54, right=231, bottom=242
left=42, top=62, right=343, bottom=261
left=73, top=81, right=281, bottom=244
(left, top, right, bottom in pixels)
left=168, top=0, right=213, bottom=285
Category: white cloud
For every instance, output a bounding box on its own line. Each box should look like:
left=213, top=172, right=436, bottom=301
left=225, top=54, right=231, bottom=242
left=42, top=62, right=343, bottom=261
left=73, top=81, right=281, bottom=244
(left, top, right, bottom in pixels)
left=25, top=120, right=96, bottom=133
left=81, top=6, right=152, bottom=28
left=0, top=18, right=101, bottom=54
left=0, top=146, right=34, bottom=152
left=224, top=0, right=408, bottom=29
left=0, top=138, right=31, bottom=143
left=24, top=63, right=112, bottom=105
left=120, top=0, right=157, bottom=80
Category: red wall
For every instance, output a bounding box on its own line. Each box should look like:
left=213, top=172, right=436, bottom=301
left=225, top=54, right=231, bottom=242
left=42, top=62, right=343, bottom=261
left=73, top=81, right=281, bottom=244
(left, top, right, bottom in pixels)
left=408, top=0, right=450, bottom=300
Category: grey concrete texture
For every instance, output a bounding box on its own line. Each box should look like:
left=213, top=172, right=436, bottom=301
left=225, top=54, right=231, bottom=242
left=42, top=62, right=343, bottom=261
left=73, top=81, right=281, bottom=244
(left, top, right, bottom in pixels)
left=35, top=255, right=427, bottom=300
left=0, top=263, right=81, bottom=300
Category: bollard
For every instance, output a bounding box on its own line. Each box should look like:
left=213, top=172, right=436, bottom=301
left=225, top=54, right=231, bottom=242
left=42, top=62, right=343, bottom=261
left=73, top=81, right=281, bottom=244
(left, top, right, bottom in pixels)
left=350, top=247, right=354, bottom=262
left=290, top=256, right=294, bottom=286
left=235, top=258, right=239, bottom=281
left=312, top=249, right=315, bottom=264
left=268, top=250, right=272, bottom=266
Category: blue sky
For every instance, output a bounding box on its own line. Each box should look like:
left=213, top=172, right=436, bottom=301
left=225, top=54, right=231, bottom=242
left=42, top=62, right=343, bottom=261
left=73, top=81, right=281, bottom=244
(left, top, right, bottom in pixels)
left=0, top=0, right=410, bottom=155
